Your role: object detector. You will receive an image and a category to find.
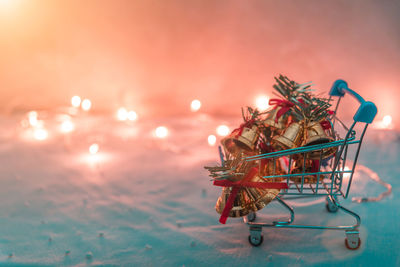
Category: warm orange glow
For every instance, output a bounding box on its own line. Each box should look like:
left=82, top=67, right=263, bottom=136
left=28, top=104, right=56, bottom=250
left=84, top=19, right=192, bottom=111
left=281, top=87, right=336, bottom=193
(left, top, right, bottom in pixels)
left=216, top=125, right=229, bottom=136
left=0, top=0, right=18, bottom=11
left=0, top=2, right=397, bottom=130
left=255, top=95, right=270, bottom=111
left=71, top=96, right=81, bottom=108
left=60, top=120, right=74, bottom=133
left=190, top=99, right=201, bottom=112
left=0, top=0, right=13, bottom=5
left=208, top=134, right=216, bottom=146
left=79, top=151, right=113, bottom=173
left=89, top=143, right=99, bottom=154
left=81, top=99, right=92, bottom=111
left=33, top=128, right=48, bottom=141
left=155, top=126, right=168, bottom=138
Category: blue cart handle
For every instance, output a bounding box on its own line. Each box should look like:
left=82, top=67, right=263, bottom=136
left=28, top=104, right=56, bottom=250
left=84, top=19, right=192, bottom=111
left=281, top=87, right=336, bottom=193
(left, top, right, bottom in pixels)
left=329, top=79, right=377, bottom=124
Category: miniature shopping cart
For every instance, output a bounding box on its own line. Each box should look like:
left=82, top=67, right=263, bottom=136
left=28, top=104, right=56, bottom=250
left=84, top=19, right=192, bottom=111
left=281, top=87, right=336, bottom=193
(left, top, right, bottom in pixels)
left=225, top=80, right=377, bottom=249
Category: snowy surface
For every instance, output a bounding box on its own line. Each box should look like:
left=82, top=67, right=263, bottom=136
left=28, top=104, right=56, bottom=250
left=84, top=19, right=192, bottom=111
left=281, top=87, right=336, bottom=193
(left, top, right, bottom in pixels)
left=0, top=113, right=398, bottom=266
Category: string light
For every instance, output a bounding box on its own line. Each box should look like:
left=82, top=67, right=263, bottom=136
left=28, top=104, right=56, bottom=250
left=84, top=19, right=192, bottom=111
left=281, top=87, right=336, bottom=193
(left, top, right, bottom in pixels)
left=382, top=115, right=392, bottom=128
left=81, top=99, right=92, bottom=111
left=343, top=166, right=351, bottom=179
left=33, top=128, right=48, bottom=141
left=127, top=111, right=138, bottom=121
left=374, top=114, right=394, bottom=129
left=216, top=125, right=230, bottom=136
left=28, top=111, right=38, bottom=127
left=208, top=135, right=217, bottom=146
left=155, top=126, right=168, bottom=138
left=60, top=120, right=75, bottom=133
left=71, top=96, right=81, bottom=108
left=89, top=143, right=99, bottom=154
left=255, top=95, right=270, bottom=111
left=117, top=108, right=128, bottom=121
left=190, top=100, right=201, bottom=112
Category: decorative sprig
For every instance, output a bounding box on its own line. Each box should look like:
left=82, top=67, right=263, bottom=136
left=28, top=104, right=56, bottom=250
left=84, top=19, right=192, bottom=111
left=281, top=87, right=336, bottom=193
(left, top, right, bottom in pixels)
left=204, top=151, right=255, bottom=181
left=273, top=74, right=313, bottom=100
left=290, top=93, right=332, bottom=122
left=241, top=106, right=264, bottom=125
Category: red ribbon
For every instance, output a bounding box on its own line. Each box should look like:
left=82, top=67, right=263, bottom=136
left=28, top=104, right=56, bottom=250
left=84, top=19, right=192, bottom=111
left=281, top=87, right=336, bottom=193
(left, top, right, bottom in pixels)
left=213, top=167, right=288, bottom=224
left=311, top=160, right=319, bottom=172
left=320, top=120, right=332, bottom=130
left=268, top=99, right=294, bottom=123
left=214, top=180, right=289, bottom=189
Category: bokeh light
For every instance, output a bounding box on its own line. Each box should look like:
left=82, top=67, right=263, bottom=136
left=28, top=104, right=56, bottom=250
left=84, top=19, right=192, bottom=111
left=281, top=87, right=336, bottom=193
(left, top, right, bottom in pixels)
left=33, top=128, right=48, bottom=141
left=89, top=143, right=99, bottom=154
left=208, top=135, right=216, bottom=146
left=155, top=126, right=168, bottom=138
left=127, top=110, right=138, bottom=121
left=255, top=95, right=270, bottom=111
left=71, top=96, right=81, bottom=108
left=190, top=99, right=201, bottom=112
left=216, top=125, right=230, bottom=136
left=117, top=107, right=128, bottom=121
left=28, top=111, right=38, bottom=127
left=60, top=120, right=75, bottom=133
left=81, top=99, right=92, bottom=111
left=382, top=115, right=392, bottom=128
left=343, top=166, right=351, bottom=179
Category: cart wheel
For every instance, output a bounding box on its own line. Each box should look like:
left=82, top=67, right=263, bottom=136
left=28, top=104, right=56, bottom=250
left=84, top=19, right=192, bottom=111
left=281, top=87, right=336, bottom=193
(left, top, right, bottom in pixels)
left=345, top=237, right=361, bottom=250
left=247, top=212, right=256, bottom=222
left=248, top=234, right=264, bottom=247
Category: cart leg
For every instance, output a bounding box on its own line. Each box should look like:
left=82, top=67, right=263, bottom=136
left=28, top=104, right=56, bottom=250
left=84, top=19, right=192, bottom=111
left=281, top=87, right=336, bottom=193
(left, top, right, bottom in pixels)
left=247, top=212, right=256, bottom=222
left=248, top=226, right=263, bottom=247
left=326, top=195, right=339, bottom=213
left=345, top=230, right=361, bottom=250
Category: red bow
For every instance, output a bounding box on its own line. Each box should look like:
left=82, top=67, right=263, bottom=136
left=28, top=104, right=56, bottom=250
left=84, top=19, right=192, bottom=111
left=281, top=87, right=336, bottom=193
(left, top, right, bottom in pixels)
left=213, top=167, right=288, bottom=224
left=320, top=120, right=332, bottom=130
left=268, top=99, right=294, bottom=123
left=233, top=119, right=256, bottom=137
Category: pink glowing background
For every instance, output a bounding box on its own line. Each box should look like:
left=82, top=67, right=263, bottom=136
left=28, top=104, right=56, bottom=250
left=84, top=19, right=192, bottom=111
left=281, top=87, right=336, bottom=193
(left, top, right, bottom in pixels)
left=0, top=0, right=399, bottom=126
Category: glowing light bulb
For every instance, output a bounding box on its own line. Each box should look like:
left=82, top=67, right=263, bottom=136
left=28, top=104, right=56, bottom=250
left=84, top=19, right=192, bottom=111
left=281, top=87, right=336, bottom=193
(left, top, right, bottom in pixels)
left=382, top=115, right=392, bottom=128
left=33, top=128, right=48, bottom=141
left=155, top=126, right=168, bottom=138
left=216, top=125, right=230, bottom=136
left=89, top=143, right=99, bottom=154
left=81, top=99, right=92, bottom=111
left=255, top=95, right=270, bottom=111
left=208, top=135, right=216, bottom=146
left=343, top=166, right=351, bottom=179
left=28, top=111, right=38, bottom=127
left=60, top=120, right=75, bottom=133
left=71, top=96, right=81, bottom=108
left=117, top=107, right=128, bottom=121
left=190, top=99, right=201, bottom=112
left=127, top=111, right=138, bottom=121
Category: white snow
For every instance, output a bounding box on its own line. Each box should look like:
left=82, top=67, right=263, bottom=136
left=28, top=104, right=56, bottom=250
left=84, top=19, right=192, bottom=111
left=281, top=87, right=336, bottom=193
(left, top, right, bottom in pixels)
left=0, top=113, right=398, bottom=266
